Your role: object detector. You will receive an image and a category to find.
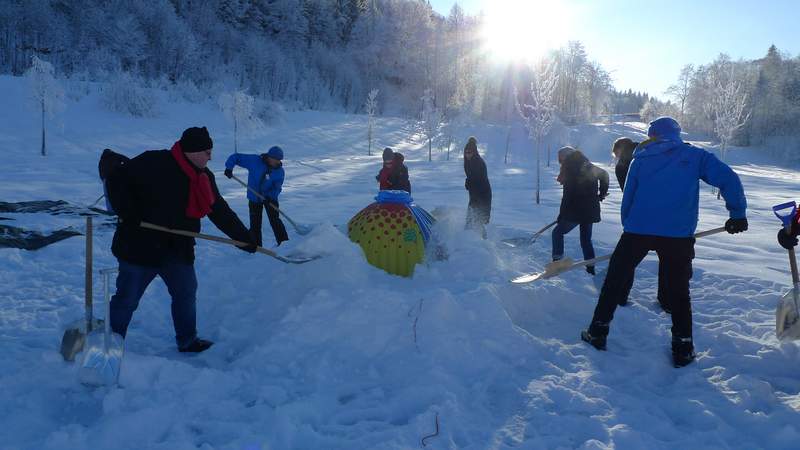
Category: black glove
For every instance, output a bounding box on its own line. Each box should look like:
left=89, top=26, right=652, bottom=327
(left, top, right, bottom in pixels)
left=778, top=228, right=798, bottom=250
left=598, top=192, right=607, bottom=201
left=724, top=217, right=748, bottom=234
left=224, top=168, right=233, bottom=179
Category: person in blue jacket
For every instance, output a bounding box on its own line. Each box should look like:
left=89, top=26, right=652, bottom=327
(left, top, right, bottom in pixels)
left=580, top=117, right=749, bottom=368
left=224, top=146, right=288, bottom=247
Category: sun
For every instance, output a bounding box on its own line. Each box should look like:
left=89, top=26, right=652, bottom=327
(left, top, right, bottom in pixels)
left=481, top=0, right=572, bottom=63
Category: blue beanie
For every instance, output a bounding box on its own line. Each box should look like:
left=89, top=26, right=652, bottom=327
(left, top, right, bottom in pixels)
left=647, top=117, right=681, bottom=140
left=266, top=146, right=284, bottom=160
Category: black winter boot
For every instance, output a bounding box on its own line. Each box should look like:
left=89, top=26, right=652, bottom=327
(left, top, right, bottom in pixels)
left=581, top=321, right=609, bottom=351
left=672, top=337, right=695, bottom=367
left=180, top=338, right=214, bottom=353
left=586, top=265, right=596, bottom=276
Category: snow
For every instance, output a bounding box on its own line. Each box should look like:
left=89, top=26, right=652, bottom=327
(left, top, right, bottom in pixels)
left=1, top=75, right=799, bottom=449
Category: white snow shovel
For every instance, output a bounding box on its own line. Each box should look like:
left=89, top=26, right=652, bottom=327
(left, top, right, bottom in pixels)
left=230, top=174, right=313, bottom=235
left=79, top=267, right=125, bottom=387
left=511, top=226, right=726, bottom=284
left=60, top=216, right=103, bottom=361
left=773, top=201, right=800, bottom=340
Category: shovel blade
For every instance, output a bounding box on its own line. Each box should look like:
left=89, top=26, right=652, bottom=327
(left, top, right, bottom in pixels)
left=776, top=289, right=800, bottom=340
left=59, top=318, right=104, bottom=361
left=511, top=258, right=574, bottom=284
left=78, top=330, right=125, bottom=386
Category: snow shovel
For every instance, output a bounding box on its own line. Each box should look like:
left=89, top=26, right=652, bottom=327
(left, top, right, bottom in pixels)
left=772, top=201, right=800, bottom=340
left=511, top=226, right=727, bottom=284
left=79, top=267, right=124, bottom=387
left=138, top=221, right=319, bottom=264
left=230, top=174, right=312, bottom=235
left=502, top=220, right=558, bottom=247
left=60, top=216, right=103, bottom=361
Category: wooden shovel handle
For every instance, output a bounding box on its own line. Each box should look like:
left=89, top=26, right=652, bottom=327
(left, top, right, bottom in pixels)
left=85, top=216, right=93, bottom=332
left=138, top=221, right=279, bottom=258
left=230, top=174, right=303, bottom=231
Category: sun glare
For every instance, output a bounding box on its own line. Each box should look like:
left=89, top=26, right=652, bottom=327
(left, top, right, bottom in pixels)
left=481, top=0, right=571, bottom=63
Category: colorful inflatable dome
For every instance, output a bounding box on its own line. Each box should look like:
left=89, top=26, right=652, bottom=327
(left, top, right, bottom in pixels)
left=348, top=190, right=434, bottom=277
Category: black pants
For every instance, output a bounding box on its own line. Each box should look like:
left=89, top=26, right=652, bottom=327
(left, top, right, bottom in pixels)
left=466, top=197, right=491, bottom=238
left=592, top=232, right=695, bottom=339
left=248, top=200, right=289, bottom=247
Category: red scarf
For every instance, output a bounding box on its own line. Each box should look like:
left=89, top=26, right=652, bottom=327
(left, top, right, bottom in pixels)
left=171, top=142, right=214, bottom=219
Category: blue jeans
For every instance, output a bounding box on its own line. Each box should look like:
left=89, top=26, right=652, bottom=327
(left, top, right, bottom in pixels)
left=110, top=256, right=198, bottom=349
left=552, top=220, right=595, bottom=262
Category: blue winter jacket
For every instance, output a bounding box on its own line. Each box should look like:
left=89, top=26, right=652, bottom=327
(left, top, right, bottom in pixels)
left=621, top=138, right=746, bottom=237
left=224, top=153, right=284, bottom=202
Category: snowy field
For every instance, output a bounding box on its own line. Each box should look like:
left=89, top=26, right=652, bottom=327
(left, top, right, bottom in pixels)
left=1, top=75, right=799, bottom=449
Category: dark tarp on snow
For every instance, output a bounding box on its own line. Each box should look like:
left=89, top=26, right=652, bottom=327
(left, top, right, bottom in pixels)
left=0, top=200, right=115, bottom=251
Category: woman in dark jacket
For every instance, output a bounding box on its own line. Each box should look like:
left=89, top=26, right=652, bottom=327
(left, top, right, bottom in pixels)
left=612, top=137, right=638, bottom=190
left=463, top=137, right=492, bottom=238
left=388, top=152, right=411, bottom=192
left=552, top=147, right=609, bottom=274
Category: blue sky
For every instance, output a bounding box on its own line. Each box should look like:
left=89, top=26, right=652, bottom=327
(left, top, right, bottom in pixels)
left=429, top=0, right=800, bottom=97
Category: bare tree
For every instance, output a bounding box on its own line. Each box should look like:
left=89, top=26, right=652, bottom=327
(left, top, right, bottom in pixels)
left=517, top=64, right=558, bottom=204
left=218, top=90, right=260, bottom=153
left=420, top=88, right=443, bottom=162
left=708, top=69, right=750, bottom=198
left=710, top=74, right=750, bottom=162
left=25, top=56, right=63, bottom=156
left=665, top=64, right=695, bottom=121
left=364, top=88, right=379, bottom=156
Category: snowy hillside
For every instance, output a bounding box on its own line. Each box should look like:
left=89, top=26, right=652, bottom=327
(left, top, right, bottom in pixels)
left=1, top=75, right=799, bottom=449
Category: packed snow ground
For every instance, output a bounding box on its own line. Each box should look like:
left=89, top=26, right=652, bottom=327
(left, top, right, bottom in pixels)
left=1, top=75, right=799, bottom=449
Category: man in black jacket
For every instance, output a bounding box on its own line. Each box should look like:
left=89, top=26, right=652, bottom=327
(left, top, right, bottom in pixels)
left=107, top=127, right=256, bottom=353
left=552, top=147, right=609, bottom=275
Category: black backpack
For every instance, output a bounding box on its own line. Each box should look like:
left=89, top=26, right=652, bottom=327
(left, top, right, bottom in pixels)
left=98, top=148, right=130, bottom=214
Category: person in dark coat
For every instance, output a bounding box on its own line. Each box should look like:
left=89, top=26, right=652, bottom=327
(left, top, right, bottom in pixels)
left=388, top=152, right=411, bottom=192
left=612, top=137, right=638, bottom=190
left=106, top=127, right=256, bottom=353
left=463, top=137, right=492, bottom=238
left=581, top=117, right=748, bottom=368
left=376, top=147, right=394, bottom=190
left=612, top=137, right=670, bottom=309
left=224, top=146, right=288, bottom=247
left=552, top=147, right=609, bottom=275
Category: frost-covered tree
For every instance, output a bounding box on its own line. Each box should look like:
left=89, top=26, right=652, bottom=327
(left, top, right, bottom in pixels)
left=219, top=89, right=260, bottom=153
left=710, top=74, right=750, bottom=163
left=666, top=64, right=694, bottom=121
left=517, top=64, right=558, bottom=204
left=420, top=88, right=443, bottom=162
left=364, top=88, right=379, bottom=156
left=25, top=56, right=64, bottom=156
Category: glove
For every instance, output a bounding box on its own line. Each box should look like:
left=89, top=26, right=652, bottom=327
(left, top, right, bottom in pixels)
left=778, top=228, right=798, bottom=250
left=224, top=168, right=233, bottom=179
left=724, top=217, right=748, bottom=234
left=598, top=192, right=607, bottom=202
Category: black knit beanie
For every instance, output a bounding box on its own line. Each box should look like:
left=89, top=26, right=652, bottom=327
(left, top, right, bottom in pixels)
left=180, top=127, right=213, bottom=153
left=382, top=147, right=394, bottom=162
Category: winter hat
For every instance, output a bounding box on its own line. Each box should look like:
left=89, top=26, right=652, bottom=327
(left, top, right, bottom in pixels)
left=382, top=147, right=394, bottom=162
left=464, top=137, right=478, bottom=154
left=180, top=127, right=213, bottom=153
left=266, top=145, right=284, bottom=160
left=647, top=116, right=681, bottom=140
